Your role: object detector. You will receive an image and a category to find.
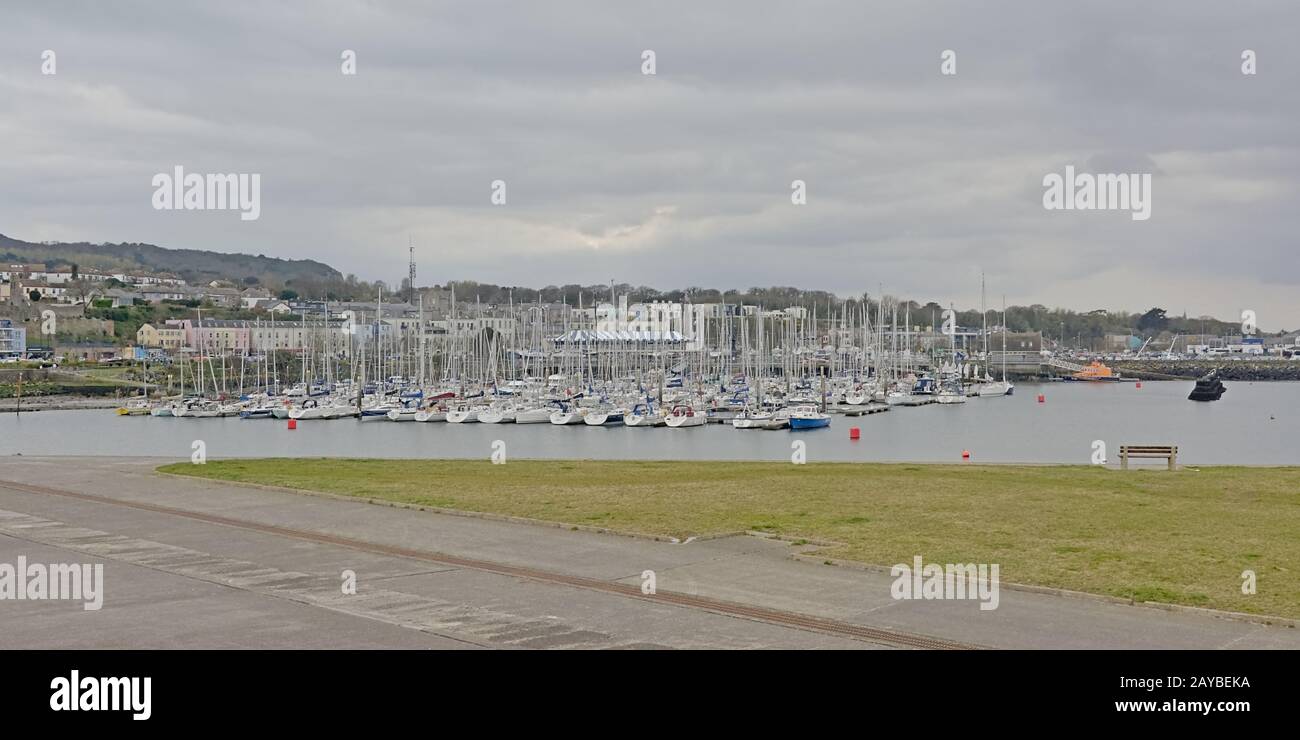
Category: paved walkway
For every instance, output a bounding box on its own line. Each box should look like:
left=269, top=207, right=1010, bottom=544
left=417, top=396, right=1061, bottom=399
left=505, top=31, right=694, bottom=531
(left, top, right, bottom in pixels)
left=0, top=456, right=1295, bottom=649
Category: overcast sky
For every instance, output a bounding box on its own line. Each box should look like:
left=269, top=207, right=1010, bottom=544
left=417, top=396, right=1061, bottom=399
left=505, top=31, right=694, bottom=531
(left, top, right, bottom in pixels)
left=2, top=1, right=1296, bottom=326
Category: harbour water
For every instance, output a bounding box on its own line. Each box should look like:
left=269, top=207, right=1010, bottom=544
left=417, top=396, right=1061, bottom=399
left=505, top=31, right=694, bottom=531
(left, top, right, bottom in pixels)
left=1, top=381, right=1296, bottom=465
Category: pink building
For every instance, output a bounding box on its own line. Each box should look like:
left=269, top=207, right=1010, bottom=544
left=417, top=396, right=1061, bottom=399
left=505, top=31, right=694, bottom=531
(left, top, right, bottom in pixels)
left=166, top=319, right=250, bottom=354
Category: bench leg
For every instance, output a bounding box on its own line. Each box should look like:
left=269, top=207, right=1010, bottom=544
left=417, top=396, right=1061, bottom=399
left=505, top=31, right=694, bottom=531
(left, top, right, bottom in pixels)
left=1121, top=452, right=1128, bottom=470
left=1168, top=453, right=1175, bottom=471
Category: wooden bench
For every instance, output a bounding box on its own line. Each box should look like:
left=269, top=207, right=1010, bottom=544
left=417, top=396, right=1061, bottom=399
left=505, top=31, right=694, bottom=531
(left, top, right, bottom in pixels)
left=1119, top=445, right=1178, bottom=470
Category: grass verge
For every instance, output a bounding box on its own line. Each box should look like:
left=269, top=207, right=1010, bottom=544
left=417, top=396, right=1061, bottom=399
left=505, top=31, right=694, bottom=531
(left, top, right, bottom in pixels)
left=159, top=458, right=1300, bottom=619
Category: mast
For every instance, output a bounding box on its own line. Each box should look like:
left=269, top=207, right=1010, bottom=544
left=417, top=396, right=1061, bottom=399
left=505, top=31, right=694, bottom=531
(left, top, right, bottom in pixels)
left=981, top=271, right=988, bottom=380
left=1001, top=294, right=1008, bottom=383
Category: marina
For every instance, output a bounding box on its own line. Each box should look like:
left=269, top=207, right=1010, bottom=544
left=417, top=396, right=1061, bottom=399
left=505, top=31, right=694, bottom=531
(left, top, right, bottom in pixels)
left=55, top=289, right=1043, bottom=435
left=7, top=286, right=1295, bottom=466
left=5, top=380, right=1297, bottom=464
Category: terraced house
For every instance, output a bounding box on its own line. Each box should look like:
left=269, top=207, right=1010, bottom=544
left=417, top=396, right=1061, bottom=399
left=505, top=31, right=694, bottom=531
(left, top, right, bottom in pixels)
left=135, top=323, right=186, bottom=350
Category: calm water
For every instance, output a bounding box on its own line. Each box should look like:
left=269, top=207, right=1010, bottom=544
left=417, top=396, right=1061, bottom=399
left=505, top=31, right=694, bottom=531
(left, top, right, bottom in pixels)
left=1, top=381, right=1295, bottom=465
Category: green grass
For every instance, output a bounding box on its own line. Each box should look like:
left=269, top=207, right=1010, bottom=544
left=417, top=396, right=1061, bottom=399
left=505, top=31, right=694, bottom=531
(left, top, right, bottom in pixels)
left=159, top=459, right=1300, bottom=619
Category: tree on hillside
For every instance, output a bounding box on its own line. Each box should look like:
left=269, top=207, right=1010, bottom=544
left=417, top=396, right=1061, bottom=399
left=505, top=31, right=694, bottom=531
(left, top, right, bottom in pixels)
left=1137, top=307, right=1169, bottom=333
left=70, top=279, right=92, bottom=304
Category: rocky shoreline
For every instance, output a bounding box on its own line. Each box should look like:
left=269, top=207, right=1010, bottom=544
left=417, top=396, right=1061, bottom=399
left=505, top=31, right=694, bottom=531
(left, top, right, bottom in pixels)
left=1111, top=360, right=1300, bottom=382
left=0, top=395, right=126, bottom=413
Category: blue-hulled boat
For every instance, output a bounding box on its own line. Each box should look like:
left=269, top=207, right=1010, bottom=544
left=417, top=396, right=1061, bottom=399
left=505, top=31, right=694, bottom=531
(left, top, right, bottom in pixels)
left=787, top=405, right=831, bottom=430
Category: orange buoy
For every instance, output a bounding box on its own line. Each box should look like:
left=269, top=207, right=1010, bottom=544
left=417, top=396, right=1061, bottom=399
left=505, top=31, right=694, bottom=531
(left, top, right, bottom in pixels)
left=287, top=419, right=297, bottom=430
left=849, top=427, right=860, bottom=440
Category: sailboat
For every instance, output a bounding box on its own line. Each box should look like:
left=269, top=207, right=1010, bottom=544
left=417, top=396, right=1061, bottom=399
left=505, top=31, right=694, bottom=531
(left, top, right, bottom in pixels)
left=664, top=404, right=706, bottom=428
left=414, top=405, right=448, bottom=422
left=761, top=407, right=793, bottom=430
left=385, top=401, right=422, bottom=422
left=478, top=402, right=520, bottom=424
left=978, top=296, right=1015, bottom=397
left=446, top=402, right=486, bottom=423
left=549, top=402, right=586, bottom=425
left=731, top=407, right=773, bottom=429
left=626, top=401, right=667, bottom=427
left=583, top=406, right=626, bottom=426
left=515, top=405, right=556, bottom=424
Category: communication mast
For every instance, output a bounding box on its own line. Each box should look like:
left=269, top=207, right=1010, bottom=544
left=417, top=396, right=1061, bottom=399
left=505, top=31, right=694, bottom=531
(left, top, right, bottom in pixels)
left=407, top=237, right=416, bottom=302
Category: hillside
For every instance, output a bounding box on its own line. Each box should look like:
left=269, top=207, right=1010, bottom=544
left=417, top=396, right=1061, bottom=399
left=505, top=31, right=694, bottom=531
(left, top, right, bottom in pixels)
left=0, top=233, right=341, bottom=288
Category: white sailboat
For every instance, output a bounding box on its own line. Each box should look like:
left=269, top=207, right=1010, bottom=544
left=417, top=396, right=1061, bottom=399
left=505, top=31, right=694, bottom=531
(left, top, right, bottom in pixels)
left=515, top=406, right=555, bottom=424
left=446, top=403, right=485, bottom=423
left=478, top=403, right=519, bottom=424
left=413, top=407, right=447, bottom=422
left=385, top=406, right=420, bottom=421
left=288, top=399, right=328, bottom=420
left=583, top=406, right=627, bottom=426
left=761, top=407, right=792, bottom=430
left=978, top=296, right=1015, bottom=397
left=665, top=404, right=706, bottom=428
left=549, top=406, right=586, bottom=425
left=626, top=402, right=666, bottom=427
left=731, top=408, right=772, bottom=429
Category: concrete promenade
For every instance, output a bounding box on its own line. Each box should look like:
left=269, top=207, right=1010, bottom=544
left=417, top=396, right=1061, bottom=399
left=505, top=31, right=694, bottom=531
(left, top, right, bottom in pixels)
left=0, top=456, right=1295, bottom=649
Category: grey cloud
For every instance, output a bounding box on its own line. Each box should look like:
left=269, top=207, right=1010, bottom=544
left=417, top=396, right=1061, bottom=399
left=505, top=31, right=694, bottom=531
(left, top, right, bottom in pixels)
left=1, top=1, right=1297, bottom=322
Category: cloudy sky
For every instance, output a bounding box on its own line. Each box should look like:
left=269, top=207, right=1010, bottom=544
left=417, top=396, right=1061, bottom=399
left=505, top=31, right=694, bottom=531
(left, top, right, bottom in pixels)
left=2, top=2, right=1296, bottom=326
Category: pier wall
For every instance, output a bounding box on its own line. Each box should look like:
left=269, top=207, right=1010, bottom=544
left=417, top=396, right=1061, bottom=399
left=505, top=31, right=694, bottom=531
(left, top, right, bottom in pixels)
left=1111, top=359, right=1300, bottom=381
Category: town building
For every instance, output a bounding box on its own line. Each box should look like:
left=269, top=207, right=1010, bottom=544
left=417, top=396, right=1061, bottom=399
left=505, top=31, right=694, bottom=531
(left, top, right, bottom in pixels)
left=165, top=319, right=250, bottom=354
left=0, top=264, right=45, bottom=281
left=19, top=282, right=71, bottom=302
left=136, top=323, right=187, bottom=350
left=0, top=318, right=26, bottom=357
left=140, top=285, right=195, bottom=303
left=87, top=288, right=141, bottom=308
left=249, top=299, right=293, bottom=314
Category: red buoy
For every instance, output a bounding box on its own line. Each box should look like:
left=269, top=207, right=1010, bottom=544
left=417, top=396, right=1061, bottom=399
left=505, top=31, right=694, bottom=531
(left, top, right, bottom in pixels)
left=1037, top=393, right=1045, bottom=403
left=849, top=427, right=860, bottom=440
left=1135, top=381, right=1142, bottom=389
left=287, top=419, right=297, bottom=430
left=962, top=449, right=971, bottom=460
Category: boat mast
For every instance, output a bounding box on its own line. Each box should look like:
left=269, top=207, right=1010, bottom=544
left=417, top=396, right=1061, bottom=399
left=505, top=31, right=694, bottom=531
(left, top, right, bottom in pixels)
left=1001, top=294, right=1008, bottom=383
left=981, top=271, right=988, bottom=380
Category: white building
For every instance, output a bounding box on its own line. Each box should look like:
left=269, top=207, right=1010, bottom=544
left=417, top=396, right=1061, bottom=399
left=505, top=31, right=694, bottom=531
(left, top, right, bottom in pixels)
left=19, top=282, right=70, bottom=302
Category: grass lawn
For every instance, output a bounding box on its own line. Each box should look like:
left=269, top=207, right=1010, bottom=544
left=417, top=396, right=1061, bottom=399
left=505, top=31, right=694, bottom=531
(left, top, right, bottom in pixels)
left=159, top=459, right=1300, bottom=619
